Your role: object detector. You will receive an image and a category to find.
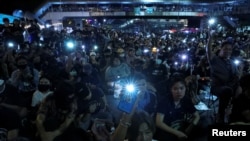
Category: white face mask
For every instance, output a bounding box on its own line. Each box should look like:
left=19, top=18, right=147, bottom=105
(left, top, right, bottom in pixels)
left=155, top=59, right=162, bottom=65
left=119, top=54, right=125, bottom=57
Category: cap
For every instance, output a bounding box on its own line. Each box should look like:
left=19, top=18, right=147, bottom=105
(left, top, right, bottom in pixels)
left=116, top=48, right=124, bottom=53
left=90, top=52, right=96, bottom=56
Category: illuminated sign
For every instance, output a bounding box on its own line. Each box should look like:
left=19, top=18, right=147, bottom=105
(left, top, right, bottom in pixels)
left=0, top=13, right=20, bottom=24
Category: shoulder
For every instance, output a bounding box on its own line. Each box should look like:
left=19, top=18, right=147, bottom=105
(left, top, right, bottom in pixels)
left=158, top=96, right=171, bottom=106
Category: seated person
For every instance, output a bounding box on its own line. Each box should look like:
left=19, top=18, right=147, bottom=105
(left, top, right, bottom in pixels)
left=108, top=72, right=157, bottom=126
left=0, top=79, right=21, bottom=141
left=229, top=74, right=250, bottom=125
left=0, top=79, right=27, bottom=118
left=35, top=81, right=77, bottom=141
left=31, top=76, right=53, bottom=108
left=111, top=88, right=156, bottom=141
left=112, top=110, right=156, bottom=141
left=104, top=56, right=131, bottom=98
left=155, top=74, right=200, bottom=141
left=75, top=82, right=108, bottom=131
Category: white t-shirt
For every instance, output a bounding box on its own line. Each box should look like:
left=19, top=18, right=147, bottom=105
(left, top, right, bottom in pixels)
left=31, top=90, right=53, bottom=107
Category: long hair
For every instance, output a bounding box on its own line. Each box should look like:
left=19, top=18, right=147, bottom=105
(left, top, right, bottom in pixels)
left=127, top=110, right=155, bottom=141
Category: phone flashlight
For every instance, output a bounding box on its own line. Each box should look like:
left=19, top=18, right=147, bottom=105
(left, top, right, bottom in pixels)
left=125, top=84, right=135, bottom=93
left=234, top=59, right=240, bottom=65
left=8, top=42, right=14, bottom=48
left=181, top=54, right=187, bottom=60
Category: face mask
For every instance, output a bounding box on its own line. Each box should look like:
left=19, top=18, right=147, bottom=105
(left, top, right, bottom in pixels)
left=38, top=84, right=50, bottom=92
left=155, top=59, right=162, bottom=65
left=119, top=54, right=125, bottom=57
left=17, top=64, right=27, bottom=70
left=70, top=70, right=77, bottom=76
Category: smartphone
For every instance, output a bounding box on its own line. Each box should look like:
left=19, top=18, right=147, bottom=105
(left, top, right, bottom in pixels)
left=118, top=93, right=137, bottom=114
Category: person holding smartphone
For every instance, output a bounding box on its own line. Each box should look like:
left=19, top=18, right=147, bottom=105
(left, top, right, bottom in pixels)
left=117, top=72, right=157, bottom=121
left=112, top=85, right=157, bottom=141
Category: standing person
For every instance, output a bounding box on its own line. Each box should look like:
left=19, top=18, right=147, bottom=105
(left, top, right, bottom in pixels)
left=206, top=31, right=242, bottom=123
left=155, top=75, right=200, bottom=141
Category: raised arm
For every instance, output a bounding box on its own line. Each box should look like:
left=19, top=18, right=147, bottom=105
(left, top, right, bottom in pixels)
left=206, top=30, right=216, bottom=61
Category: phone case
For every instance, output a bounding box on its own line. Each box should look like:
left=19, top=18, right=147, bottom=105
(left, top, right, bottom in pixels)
left=118, top=94, right=137, bottom=114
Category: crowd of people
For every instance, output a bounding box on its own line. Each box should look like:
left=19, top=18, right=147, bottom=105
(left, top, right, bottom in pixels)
left=0, top=16, right=250, bottom=141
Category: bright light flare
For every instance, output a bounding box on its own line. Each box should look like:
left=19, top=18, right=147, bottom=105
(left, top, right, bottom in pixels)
left=66, top=42, right=74, bottom=49
left=234, top=59, right=240, bottom=65
left=8, top=42, right=14, bottom=48
left=208, top=18, right=216, bottom=25
left=126, top=84, right=135, bottom=93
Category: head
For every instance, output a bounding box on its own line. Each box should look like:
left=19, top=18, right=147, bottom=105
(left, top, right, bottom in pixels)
left=219, top=41, right=233, bottom=59
left=132, top=72, right=147, bottom=93
left=38, top=76, right=51, bottom=92
left=127, top=110, right=155, bottom=141
left=16, top=56, right=28, bottom=70
left=75, top=83, right=92, bottom=101
left=54, top=81, right=76, bottom=111
left=103, top=49, right=112, bottom=59
left=128, top=48, right=135, bottom=56
left=239, top=74, right=250, bottom=98
left=169, top=74, right=186, bottom=101
left=89, top=52, right=96, bottom=59
left=111, top=55, right=122, bottom=67
left=13, top=19, right=20, bottom=26
left=116, top=47, right=125, bottom=58
left=3, top=18, right=9, bottom=26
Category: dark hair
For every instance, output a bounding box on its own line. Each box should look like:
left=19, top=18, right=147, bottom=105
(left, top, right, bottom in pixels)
left=221, top=41, right=233, bottom=48
left=169, top=73, right=186, bottom=89
left=75, top=83, right=90, bottom=100
left=127, top=110, right=155, bottom=141
left=54, top=81, right=75, bottom=110
left=110, top=54, right=122, bottom=66
left=3, top=18, right=9, bottom=23
left=15, top=55, right=28, bottom=62
left=131, top=72, right=146, bottom=81
left=239, top=74, right=250, bottom=90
